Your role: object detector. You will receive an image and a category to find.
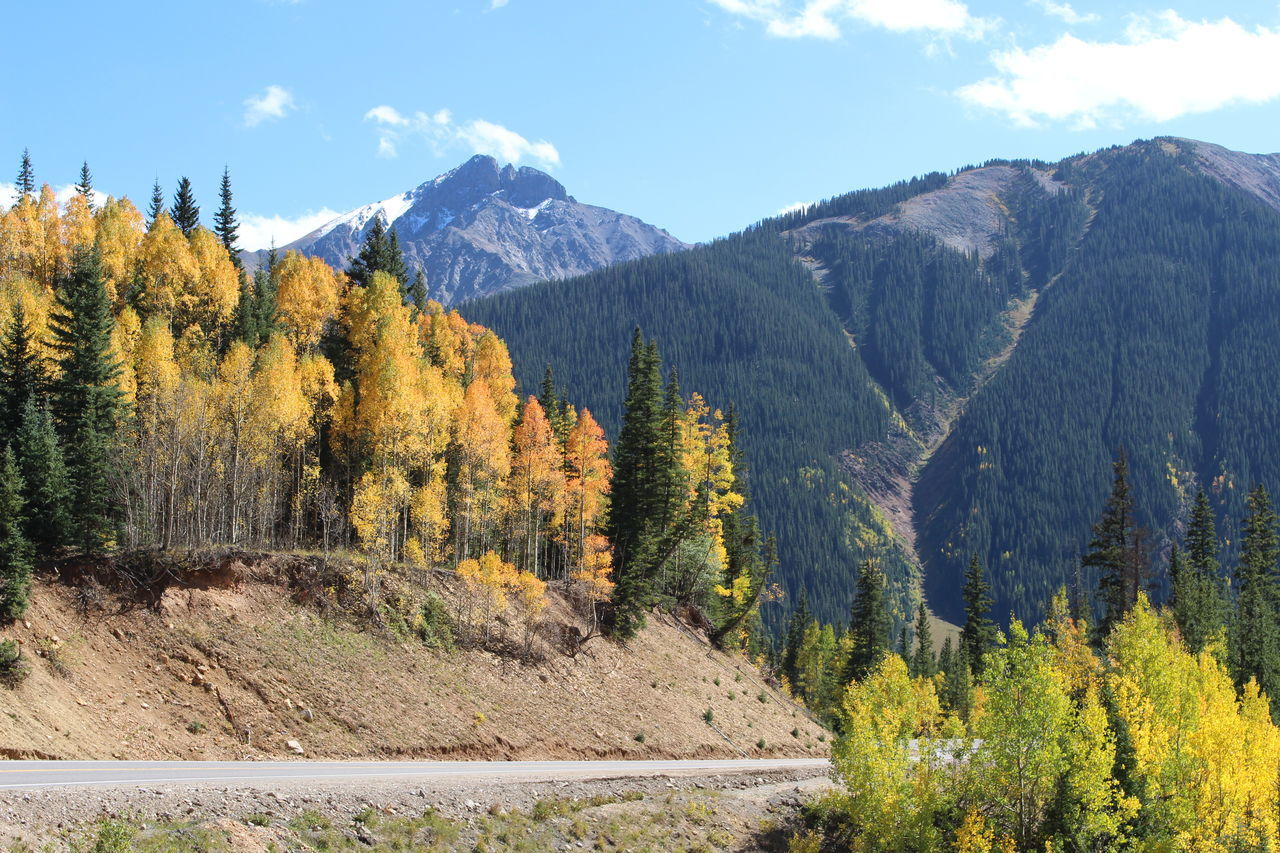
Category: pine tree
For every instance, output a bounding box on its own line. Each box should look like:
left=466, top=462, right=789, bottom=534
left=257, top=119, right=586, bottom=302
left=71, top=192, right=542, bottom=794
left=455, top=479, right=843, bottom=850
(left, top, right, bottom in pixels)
left=213, top=167, right=241, bottom=266
left=844, top=559, right=890, bottom=684
left=1171, top=492, right=1227, bottom=656
left=409, top=269, right=428, bottom=316
left=75, top=161, right=93, bottom=208
left=0, top=302, right=45, bottom=447
left=48, top=247, right=123, bottom=552
left=147, top=178, right=165, bottom=228
left=0, top=445, right=33, bottom=623
left=346, top=216, right=407, bottom=288
left=16, top=400, right=71, bottom=551
left=604, top=330, right=668, bottom=638
left=1085, top=450, right=1148, bottom=640
left=1230, top=484, right=1280, bottom=708
left=253, top=259, right=279, bottom=339
left=781, top=589, right=811, bottom=688
left=232, top=269, right=259, bottom=347
left=961, top=553, right=998, bottom=677
left=171, top=177, right=200, bottom=237
left=911, top=600, right=935, bottom=677
left=15, top=149, right=34, bottom=198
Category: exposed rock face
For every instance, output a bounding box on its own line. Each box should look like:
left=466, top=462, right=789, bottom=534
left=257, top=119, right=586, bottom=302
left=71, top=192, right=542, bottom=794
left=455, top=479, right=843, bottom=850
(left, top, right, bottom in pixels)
left=1187, top=138, right=1280, bottom=214
left=257, top=155, right=688, bottom=304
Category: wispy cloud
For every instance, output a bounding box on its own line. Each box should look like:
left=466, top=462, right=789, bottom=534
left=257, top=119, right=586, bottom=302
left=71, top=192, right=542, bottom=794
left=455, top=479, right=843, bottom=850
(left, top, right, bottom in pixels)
left=777, top=201, right=812, bottom=215
left=958, top=12, right=1280, bottom=128
left=1031, top=0, right=1099, bottom=25
left=490, top=0, right=509, bottom=7
left=243, top=85, right=297, bottom=127
left=364, top=105, right=561, bottom=168
left=238, top=208, right=342, bottom=251
left=708, top=0, right=994, bottom=40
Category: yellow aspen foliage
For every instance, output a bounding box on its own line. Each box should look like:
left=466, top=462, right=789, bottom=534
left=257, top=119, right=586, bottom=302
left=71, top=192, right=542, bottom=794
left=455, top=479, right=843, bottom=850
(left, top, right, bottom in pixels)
left=421, top=306, right=472, bottom=381
left=571, top=533, right=615, bottom=604
left=953, top=810, right=997, bottom=853
left=185, top=228, right=239, bottom=332
left=60, top=193, right=96, bottom=249
left=0, top=277, right=56, bottom=363
left=137, top=214, right=198, bottom=320
left=251, top=334, right=311, bottom=446
left=94, top=197, right=145, bottom=306
left=175, top=324, right=216, bottom=379
left=470, top=331, right=517, bottom=424
left=408, top=462, right=449, bottom=564
left=457, top=551, right=516, bottom=640
left=350, top=469, right=411, bottom=560
left=832, top=654, right=947, bottom=851
left=298, top=353, right=338, bottom=415
left=453, top=380, right=512, bottom=558
left=1, top=187, right=64, bottom=287
left=510, top=397, right=566, bottom=576
left=563, top=407, right=611, bottom=576
left=275, top=250, right=341, bottom=350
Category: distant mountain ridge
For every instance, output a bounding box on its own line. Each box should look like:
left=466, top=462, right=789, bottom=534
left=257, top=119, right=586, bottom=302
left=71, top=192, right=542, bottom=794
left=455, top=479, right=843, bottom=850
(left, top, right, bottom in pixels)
left=250, top=155, right=687, bottom=304
left=463, top=137, right=1280, bottom=632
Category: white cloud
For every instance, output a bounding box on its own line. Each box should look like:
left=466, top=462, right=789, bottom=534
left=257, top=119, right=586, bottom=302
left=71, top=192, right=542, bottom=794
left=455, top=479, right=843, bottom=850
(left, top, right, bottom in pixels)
left=777, top=201, right=812, bottom=215
left=1, top=182, right=109, bottom=209
left=243, top=85, right=297, bottom=127
left=238, top=208, right=342, bottom=251
left=1032, top=0, right=1099, bottom=25
left=958, top=12, right=1280, bottom=128
left=708, top=0, right=993, bottom=40
left=364, top=105, right=561, bottom=169
left=491, top=0, right=509, bottom=7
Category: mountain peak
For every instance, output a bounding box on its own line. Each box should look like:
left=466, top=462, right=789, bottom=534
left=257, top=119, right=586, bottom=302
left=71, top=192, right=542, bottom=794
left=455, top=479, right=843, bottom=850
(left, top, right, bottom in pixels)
left=424, top=154, right=569, bottom=210
left=265, top=156, right=686, bottom=304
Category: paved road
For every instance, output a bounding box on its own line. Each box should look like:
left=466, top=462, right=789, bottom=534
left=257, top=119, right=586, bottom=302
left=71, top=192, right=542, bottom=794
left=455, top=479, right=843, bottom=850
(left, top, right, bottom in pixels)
left=0, top=759, right=830, bottom=791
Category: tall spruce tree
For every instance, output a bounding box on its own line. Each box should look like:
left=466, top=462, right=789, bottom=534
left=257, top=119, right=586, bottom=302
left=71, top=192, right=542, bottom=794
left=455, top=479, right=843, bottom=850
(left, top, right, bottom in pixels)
left=1230, top=484, right=1280, bottom=710
left=15, top=149, right=34, bottom=197
left=346, top=216, right=408, bottom=288
left=0, top=445, right=32, bottom=622
left=213, top=167, right=241, bottom=267
left=1171, top=492, right=1227, bottom=654
left=16, top=400, right=71, bottom=551
left=1085, top=450, right=1149, bottom=640
left=75, top=161, right=93, bottom=207
left=147, top=178, right=165, bottom=228
left=171, top=177, right=200, bottom=237
left=604, top=330, right=669, bottom=638
left=0, top=302, right=44, bottom=447
left=961, top=553, right=997, bottom=677
left=48, top=247, right=123, bottom=552
left=843, top=559, right=890, bottom=683
left=911, top=600, right=935, bottom=677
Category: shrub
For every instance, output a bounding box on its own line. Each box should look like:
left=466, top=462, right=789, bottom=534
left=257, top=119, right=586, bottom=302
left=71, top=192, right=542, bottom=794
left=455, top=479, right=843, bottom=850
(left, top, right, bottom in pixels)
left=414, top=592, right=455, bottom=651
left=634, top=731, right=646, bottom=743
left=703, top=708, right=714, bottom=723
left=0, top=639, right=28, bottom=688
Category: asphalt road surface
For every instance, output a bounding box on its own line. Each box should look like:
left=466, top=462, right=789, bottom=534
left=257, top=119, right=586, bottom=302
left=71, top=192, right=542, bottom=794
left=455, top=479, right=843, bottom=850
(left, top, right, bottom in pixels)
left=0, top=758, right=830, bottom=791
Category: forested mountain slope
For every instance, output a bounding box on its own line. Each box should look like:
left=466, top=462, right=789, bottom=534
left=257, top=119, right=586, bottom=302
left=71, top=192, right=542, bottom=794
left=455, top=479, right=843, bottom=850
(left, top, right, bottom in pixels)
left=464, top=137, right=1280, bottom=631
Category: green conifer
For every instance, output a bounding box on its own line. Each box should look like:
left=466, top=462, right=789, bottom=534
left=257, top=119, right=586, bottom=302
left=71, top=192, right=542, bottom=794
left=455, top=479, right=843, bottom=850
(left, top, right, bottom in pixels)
left=48, top=247, right=123, bottom=552
left=16, top=400, right=71, bottom=551
left=15, top=149, right=34, bottom=198
left=911, top=600, right=935, bottom=677
left=75, top=161, right=93, bottom=208
left=961, top=553, right=997, bottom=677
left=1230, top=485, right=1280, bottom=709
left=171, top=177, right=200, bottom=237
left=147, top=178, right=165, bottom=229
left=346, top=217, right=407, bottom=288
left=0, top=301, right=45, bottom=447
left=213, top=167, right=241, bottom=266
left=844, top=559, right=890, bottom=683
left=0, top=445, right=32, bottom=622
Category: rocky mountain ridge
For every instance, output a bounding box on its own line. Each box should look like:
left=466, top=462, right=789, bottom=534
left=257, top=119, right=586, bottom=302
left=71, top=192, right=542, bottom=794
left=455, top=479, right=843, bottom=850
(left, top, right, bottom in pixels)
left=252, top=155, right=688, bottom=304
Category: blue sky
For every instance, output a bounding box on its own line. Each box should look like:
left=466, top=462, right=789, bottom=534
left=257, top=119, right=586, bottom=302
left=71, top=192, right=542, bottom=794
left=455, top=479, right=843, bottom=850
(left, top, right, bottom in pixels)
left=3, top=0, right=1279, bottom=248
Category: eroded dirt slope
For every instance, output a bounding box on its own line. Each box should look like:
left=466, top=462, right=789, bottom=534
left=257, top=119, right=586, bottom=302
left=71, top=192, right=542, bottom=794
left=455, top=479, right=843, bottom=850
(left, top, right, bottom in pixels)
left=0, top=557, right=824, bottom=763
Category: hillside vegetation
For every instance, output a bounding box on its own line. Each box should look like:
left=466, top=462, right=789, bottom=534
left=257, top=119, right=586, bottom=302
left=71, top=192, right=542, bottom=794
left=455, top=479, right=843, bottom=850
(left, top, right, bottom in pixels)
left=465, top=137, right=1280, bottom=632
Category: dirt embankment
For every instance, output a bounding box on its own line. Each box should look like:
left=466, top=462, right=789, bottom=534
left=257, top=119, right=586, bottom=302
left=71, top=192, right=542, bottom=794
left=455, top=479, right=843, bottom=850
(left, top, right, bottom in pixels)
left=0, top=552, right=825, bottom=764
